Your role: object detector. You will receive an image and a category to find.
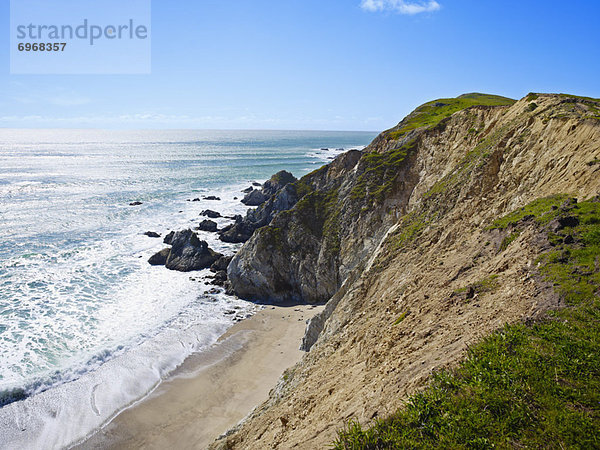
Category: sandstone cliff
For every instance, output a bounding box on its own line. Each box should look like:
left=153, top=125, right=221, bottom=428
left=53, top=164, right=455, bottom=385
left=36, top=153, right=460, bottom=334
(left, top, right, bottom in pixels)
left=216, top=93, right=600, bottom=448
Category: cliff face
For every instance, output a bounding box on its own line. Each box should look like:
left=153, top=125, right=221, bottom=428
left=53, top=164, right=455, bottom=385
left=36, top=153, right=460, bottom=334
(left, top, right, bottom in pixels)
left=217, top=93, right=600, bottom=449
left=228, top=95, right=523, bottom=304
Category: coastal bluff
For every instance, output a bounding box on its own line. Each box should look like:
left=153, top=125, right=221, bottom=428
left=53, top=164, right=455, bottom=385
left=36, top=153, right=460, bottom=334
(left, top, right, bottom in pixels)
left=214, top=93, right=600, bottom=448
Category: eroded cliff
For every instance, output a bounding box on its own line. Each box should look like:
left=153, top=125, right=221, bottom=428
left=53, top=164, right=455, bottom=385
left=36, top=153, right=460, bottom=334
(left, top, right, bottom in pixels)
left=216, top=93, right=600, bottom=449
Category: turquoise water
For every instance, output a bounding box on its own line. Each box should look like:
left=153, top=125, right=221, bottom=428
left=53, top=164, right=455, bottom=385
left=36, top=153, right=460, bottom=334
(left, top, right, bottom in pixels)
left=0, top=128, right=376, bottom=448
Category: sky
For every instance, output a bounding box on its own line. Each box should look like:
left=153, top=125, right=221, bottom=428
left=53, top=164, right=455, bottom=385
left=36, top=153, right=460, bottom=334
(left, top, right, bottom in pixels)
left=1, top=0, right=599, bottom=131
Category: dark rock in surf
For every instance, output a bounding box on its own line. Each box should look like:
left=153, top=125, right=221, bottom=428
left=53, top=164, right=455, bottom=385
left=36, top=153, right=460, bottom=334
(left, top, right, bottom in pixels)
left=148, top=248, right=170, bottom=266
left=165, top=229, right=222, bottom=272
left=200, top=209, right=222, bottom=219
left=198, top=220, right=218, bottom=232
left=163, top=231, right=175, bottom=245
left=211, top=255, right=233, bottom=272
left=144, top=231, right=161, bottom=238
left=210, top=270, right=228, bottom=286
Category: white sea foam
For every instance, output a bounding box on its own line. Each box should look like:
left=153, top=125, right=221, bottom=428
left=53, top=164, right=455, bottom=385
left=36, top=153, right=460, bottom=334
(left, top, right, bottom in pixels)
left=0, top=295, right=255, bottom=450
left=0, top=130, right=376, bottom=448
left=303, top=145, right=366, bottom=167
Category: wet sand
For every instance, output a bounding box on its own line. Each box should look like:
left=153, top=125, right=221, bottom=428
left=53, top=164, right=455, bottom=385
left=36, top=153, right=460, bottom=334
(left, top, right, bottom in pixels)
left=76, top=303, right=322, bottom=450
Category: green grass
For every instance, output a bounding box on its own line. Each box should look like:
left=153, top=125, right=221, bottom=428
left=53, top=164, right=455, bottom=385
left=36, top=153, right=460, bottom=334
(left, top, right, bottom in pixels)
left=386, top=93, right=515, bottom=141
left=489, top=194, right=570, bottom=230
left=385, top=210, right=433, bottom=253
left=558, top=93, right=600, bottom=103
left=526, top=93, right=539, bottom=102
left=393, top=312, right=408, bottom=326
left=292, top=165, right=329, bottom=200
left=454, top=275, right=500, bottom=298
left=351, top=140, right=418, bottom=204
left=294, top=177, right=315, bottom=200
left=500, top=231, right=521, bottom=251
left=286, top=187, right=343, bottom=257
left=588, top=158, right=600, bottom=166
left=333, top=196, right=600, bottom=449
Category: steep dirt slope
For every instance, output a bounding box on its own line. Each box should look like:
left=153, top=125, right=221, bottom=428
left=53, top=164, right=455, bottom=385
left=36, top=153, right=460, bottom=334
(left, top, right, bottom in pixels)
left=214, top=93, right=600, bottom=449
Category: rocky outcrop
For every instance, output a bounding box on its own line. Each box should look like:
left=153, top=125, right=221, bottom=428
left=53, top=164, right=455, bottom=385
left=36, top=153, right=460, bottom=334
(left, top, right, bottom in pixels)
left=200, top=209, right=221, bottom=218
left=229, top=148, right=380, bottom=303
left=165, top=229, right=222, bottom=271
left=244, top=183, right=299, bottom=228
left=241, top=189, right=267, bottom=206
left=148, top=248, right=170, bottom=265
left=241, top=171, right=297, bottom=206
left=210, top=255, right=233, bottom=272
left=219, top=172, right=300, bottom=244
left=198, top=220, right=218, bottom=232
left=163, top=231, right=175, bottom=245
left=218, top=217, right=256, bottom=243
left=262, top=170, right=297, bottom=197
left=149, top=229, right=222, bottom=272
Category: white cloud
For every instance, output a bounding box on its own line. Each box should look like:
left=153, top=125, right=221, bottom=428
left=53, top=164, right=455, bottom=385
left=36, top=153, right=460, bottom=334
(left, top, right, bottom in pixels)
left=360, top=0, right=441, bottom=14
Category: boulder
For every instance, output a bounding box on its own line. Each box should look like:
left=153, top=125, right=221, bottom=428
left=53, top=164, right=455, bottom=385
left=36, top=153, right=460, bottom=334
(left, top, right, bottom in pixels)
left=224, top=280, right=235, bottom=296
left=204, top=196, right=221, bottom=201
left=242, top=187, right=254, bottom=193
left=163, top=231, right=175, bottom=245
left=200, top=209, right=221, bottom=218
left=241, top=189, right=267, bottom=206
left=549, top=215, right=580, bottom=233
left=144, top=231, right=161, bottom=238
left=218, top=218, right=256, bottom=243
left=165, top=229, right=222, bottom=272
left=211, top=255, right=233, bottom=272
left=129, top=201, right=143, bottom=206
left=148, top=248, right=170, bottom=266
left=198, top=220, right=218, bottom=232
left=210, top=270, right=228, bottom=286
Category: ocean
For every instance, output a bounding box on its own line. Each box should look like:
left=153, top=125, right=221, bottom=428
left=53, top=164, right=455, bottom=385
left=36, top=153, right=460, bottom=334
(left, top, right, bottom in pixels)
left=0, top=128, right=377, bottom=449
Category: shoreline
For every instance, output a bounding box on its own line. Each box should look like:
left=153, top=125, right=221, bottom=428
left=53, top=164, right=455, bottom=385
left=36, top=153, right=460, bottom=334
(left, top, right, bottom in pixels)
left=75, top=302, right=323, bottom=449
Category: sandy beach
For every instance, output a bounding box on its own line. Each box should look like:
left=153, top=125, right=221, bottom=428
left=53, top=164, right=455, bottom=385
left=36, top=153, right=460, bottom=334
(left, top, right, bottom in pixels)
left=76, top=303, right=323, bottom=449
